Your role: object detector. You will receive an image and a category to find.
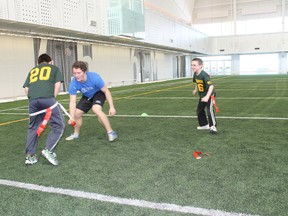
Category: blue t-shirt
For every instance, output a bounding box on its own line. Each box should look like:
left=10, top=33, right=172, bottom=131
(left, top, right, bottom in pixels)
left=68, top=72, right=105, bottom=99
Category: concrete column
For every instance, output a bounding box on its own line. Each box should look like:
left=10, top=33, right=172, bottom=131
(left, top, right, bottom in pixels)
left=279, top=52, right=287, bottom=74
left=231, top=54, right=240, bottom=75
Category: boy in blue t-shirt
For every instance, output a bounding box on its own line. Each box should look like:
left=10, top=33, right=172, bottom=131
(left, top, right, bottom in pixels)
left=66, top=61, right=117, bottom=142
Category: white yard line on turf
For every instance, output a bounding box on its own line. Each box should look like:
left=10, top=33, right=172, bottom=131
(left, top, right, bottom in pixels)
left=124, top=97, right=288, bottom=100
left=0, top=112, right=287, bottom=120
left=0, top=106, right=28, bottom=113
left=0, top=179, right=259, bottom=216
left=112, top=115, right=288, bottom=120
left=0, top=101, right=70, bottom=113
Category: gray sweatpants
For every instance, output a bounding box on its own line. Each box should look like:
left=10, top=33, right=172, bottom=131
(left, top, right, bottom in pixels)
left=26, top=98, right=65, bottom=155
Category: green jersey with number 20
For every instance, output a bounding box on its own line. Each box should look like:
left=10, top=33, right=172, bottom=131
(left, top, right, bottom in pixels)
left=23, top=63, right=64, bottom=99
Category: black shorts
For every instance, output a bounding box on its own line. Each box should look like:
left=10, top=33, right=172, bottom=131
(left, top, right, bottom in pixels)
left=76, top=91, right=106, bottom=113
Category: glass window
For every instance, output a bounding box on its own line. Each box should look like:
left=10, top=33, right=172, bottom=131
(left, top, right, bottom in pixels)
left=237, top=17, right=282, bottom=35
left=193, top=21, right=233, bottom=36
left=203, top=61, right=210, bottom=72
left=240, top=54, right=278, bottom=74
left=217, top=61, right=224, bottom=73
left=201, top=56, right=232, bottom=75
left=225, top=60, right=231, bottom=73
left=193, top=17, right=284, bottom=36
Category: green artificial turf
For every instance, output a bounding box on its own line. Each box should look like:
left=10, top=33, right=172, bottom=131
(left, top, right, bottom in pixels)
left=0, top=75, right=287, bottom=216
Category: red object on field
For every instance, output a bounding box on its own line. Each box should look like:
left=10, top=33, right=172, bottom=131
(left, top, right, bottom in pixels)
left=193, top=151, right=202, bottom=159
left=69, top=120, right=76, bottom=127
left=211, top=95, right=220, bottom=113
left=37, top=108, right=52, bottom=137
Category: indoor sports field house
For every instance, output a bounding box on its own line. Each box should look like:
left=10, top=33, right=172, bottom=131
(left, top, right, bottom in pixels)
left=0, top=1, right=287, bottom=216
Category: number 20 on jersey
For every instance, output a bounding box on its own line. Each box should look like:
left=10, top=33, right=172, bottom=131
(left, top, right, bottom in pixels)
left=30, top=66, right=51, bottom=83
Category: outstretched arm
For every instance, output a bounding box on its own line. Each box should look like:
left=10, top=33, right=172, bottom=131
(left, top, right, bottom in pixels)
left=101, top=85, right=116, bottom=116
left=69, top=94, right=77, bottom=119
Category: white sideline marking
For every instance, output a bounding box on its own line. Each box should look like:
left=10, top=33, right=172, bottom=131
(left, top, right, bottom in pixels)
left=112, top=114, right=288, bottom=120
left=0, top=112, right=287, bottom=120
left=0, top=106, right=28, bottom=113
left=113, top=114, right=288, bottom=120
left=0, top=179, right=259, bottom=216
left=124, top=97, right=288, bottom=100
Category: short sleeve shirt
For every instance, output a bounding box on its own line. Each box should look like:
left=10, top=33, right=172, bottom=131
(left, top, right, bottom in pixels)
left=68, top=72, right=105, bottom=99
left=23, top=63, right=64, bottom=99
left=193, top=70, right=214, bottom=98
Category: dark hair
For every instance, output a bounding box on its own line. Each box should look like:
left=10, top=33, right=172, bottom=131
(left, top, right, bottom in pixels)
left=38, top=54, right=52, bottom=64
left=72, top=61, right=88, bottom=72
left=192, top=57, right=203, bottom=66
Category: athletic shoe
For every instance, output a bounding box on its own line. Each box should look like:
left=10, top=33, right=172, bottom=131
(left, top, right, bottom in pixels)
left=108, top=131, right=117, bottom=142
left=41, top=149, right=59, bottom=166
left=210, top=126, right=217, bottom=134
left=25, top=155, right=38, bottom=165
left=197, top=124, right=210, bottom=130
left=66, top=134, right=79, bottom=141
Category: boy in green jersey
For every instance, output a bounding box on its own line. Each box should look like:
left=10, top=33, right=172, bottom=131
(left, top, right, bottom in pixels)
left=192, top=58, right=217, bottom=134
left=23, top=54, right=65, bottom=165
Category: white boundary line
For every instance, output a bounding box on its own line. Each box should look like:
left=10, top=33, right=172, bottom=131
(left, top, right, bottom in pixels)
left=0, top=105, right=28, bottom=113
left=0, top=179, right=259, bottom=216
left=112, top=115, right=288, bottom=120
left=123, top=97, right=288, bottom=100
left=0, top=112, right=287, bottom=120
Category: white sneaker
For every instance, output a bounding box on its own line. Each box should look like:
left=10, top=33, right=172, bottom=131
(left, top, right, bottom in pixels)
left=41, top=149, right=59, bottom=166
left=197, top=124, right=210, bottom=130
left=66, top=134, right=79, bottom=141
left=210, top=126, right=217, bottom=134
left=108, top=131, right=117, bottom=142
left=25, top=155, right=38, bottom=165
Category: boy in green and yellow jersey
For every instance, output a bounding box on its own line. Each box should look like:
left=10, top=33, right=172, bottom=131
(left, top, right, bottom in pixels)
left=192, top=58, right=217, bottom=134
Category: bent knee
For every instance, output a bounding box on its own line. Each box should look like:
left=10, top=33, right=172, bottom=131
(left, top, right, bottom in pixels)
left=92, top=104, right=103, bottom=113
left=74, top=110, right=84, bottom=119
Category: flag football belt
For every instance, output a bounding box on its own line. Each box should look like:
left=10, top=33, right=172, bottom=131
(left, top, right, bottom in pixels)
left=211, top=95, right=220, bottom=113
left=29, top=102, right=58, bottom=137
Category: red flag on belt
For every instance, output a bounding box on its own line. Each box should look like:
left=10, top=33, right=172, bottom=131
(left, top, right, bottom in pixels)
left=211, top=95, right=220, bottom=113
left=37, top=108, right=52, bottom=137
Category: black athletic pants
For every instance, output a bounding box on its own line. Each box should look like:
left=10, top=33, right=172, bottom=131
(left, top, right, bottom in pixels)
left=196, top=97, right=217, bottom=127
